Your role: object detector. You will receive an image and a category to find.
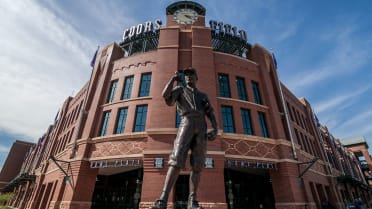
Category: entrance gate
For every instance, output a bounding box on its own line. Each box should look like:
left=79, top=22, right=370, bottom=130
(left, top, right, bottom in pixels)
left=175, top=175, right=189, bottom=209
left=224, top=169, right=275, bottom=209
left=91, top=169, right=143, bottom=209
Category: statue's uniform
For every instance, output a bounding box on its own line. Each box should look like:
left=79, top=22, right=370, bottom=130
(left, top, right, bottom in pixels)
left=149, top=68, right=217, bottom=209
left=164, top=85, right=213, bottom=172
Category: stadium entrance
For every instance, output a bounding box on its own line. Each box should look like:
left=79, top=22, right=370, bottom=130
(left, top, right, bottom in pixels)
left=224, top=169, right=276, bottom=209
left=174, top=175, right=190, bottom=209
left=91, top=169, right=143, bottom=209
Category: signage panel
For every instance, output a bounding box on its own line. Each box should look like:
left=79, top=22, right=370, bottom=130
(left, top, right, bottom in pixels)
left=90, top=159, right=142, bottom=168
left=226, top=159, right=278, bottom=170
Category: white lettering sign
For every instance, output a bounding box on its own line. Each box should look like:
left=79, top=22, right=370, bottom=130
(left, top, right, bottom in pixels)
left=226, top=159, right=277, bottom=170
left=122, top=19, right=163, bottom=42
left=209, top=20, right=247, bottom=42
left=90, top=159, right=141, bottom=168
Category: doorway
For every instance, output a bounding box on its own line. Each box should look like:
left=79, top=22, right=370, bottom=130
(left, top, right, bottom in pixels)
left=91, top=169, right=143, bottom=209
left=224, top=169, right=275, bottom=209
left=175, top=175, right=189, bottom=209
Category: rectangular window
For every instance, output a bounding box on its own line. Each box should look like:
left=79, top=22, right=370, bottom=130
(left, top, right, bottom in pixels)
left=252, top=81, right=262, bottom=104
left=236, top=77, right=248, bottom=101
left=177, top=71, right=186, bottom=87
left=139, top=73, right=152, bottom=97
left=115, top=108, right=128, bottom=134
left=286, top=102, right=294, bottom=121
left=218, top=74, right=231, bottom=98
left=121, top=76, right=134, bottom=100
left=241, top=109, right=254, bottom=135
left=300, top=113, right=306, bottom=129
left=107, top=80, right=118, bottom=103
left=296, top=111, right=303, bottom=128
left=221, top=106, right=235, bottom=133
left=99, top=111, right=110, bottom=136
left=258, top=112, right=269, bottom=137
left=292, top=107, right=298, bottom=124
left=300, top=132, right=308, bottom=152
left=294, top=128, right=303, bottom=148
left=302, top=116, right=309, bottom=132
left=133, top=105, right=148, bottom=132
left=176, top=111, right=181, bottom=128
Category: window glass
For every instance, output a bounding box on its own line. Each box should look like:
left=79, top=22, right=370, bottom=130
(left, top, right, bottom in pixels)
left=139, top=73, right=152, bottom=97
left=99, top=111, right=111, bottom=136
left=236, top=77, right=248, bottom=101
left=218, top=74, right=231, bottom=98
left=134, top=105, right=148, bottom=132
left=258, top=111, right=269, bottom=137
left=241, top=109, right=253, bottom=135
left=252, top=81, right=262, bottom=104
left=221, top=106, right=235, bottom=133
left=107, top=80, right=118, bottom=103
left=115, top=108, right=128, bottom=134
left=176, top=111, right=181, bottom=128
left=122, top=76, right=134, bottom=99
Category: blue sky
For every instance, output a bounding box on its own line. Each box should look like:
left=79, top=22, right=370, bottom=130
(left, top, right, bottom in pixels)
left=0, top=0, right=371, bottom=169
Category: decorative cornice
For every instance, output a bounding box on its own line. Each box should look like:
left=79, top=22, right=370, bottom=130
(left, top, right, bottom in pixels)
left=114, top=61, right=156, bottom=73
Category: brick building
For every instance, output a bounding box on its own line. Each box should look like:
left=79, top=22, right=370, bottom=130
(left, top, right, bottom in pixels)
left=4, top=1, right=371, bottom=209
left=341, top=137, right=372, bottom=186
left=0, top=140, right=34, bottom=192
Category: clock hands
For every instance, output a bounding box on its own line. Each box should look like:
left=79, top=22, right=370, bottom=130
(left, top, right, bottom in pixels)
left=184, top=14, right=192, bottom=19
left=174, top=9, right=198, bottom=24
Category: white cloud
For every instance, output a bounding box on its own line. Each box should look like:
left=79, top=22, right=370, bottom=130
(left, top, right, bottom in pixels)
left=359, top=125, right=372, bottom=137
left=0, top=145, right=9, bottom=153
left=287, top=25, right=371, bottom=90
left=313, top=84, right=372, bottom=142
left=273, top=19, right=302, bottom=43
left=0, top=0, right=94, bottom=140
left=314, top=93, right=352, bottom=114
left=314, top=84, right=371, bottom=114
left=332, top=121, right=372, bottom=142
left=338, top=109, right=372, bottom=129
left=40, top=0, right=138, bottom=43
left=328, top=105, right=372, bottom=139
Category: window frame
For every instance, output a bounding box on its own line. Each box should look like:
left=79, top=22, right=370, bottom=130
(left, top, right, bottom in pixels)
left=252, top=81, right=262, bottom=105
left=121, top=75, right=134, bottom=100
left=115, top=107, right=128, bottom=134
left=99, top=111, right=111, bottom=136
left=176, top=110, right=182, bottom=128
left=241, top=108, right=254, bottom=135
left=138, top=73, right=152, bottom=97
left=221, top=106, right=235, bottom=133
left=218, top=74, right=231, bottom=98
left=258, top=111, right=269, bottom=137
left=133, top=105, right=148, bottom=132
left=236, top=77, right=248, bottom=101
left=107, top=80, right=118, bottom=103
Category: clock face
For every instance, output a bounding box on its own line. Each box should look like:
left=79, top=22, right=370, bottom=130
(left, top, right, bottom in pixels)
left=173, top=8, right=199, bottom=24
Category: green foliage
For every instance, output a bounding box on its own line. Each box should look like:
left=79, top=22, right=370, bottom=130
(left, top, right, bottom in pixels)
left=0, top=193, right=13, bottom=206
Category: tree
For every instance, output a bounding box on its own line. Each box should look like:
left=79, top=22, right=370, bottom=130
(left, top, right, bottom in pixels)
left=0, top=193, right=14, bottom=206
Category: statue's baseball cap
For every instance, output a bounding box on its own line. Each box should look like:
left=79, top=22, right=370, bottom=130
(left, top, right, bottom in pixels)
left=183, top=67, right=198, bottom=79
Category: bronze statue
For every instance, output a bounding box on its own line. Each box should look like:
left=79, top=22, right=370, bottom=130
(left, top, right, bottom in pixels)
left=149, top=67, right=218, bottom=209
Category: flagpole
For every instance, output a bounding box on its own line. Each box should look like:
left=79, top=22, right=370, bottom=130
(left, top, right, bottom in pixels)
left=70, top=46, right=99, bottom=159
left=270, top=50, right=298, bottom=160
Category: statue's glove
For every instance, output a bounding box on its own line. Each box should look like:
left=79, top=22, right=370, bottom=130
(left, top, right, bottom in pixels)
left=206, top=129, right=218, bottom=141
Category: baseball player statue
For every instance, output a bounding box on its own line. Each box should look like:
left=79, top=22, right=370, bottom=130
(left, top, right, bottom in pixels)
left=149, top=67, right=218, bottom=209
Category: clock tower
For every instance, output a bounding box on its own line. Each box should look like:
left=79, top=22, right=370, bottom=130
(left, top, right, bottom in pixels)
left=166, top=1, right=206, bottom=27
left=149, top=2, right=225, bottom=207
